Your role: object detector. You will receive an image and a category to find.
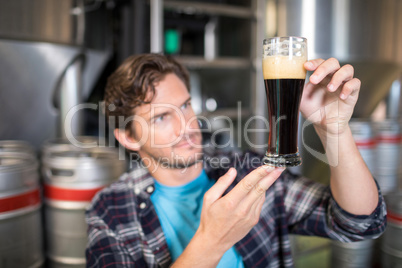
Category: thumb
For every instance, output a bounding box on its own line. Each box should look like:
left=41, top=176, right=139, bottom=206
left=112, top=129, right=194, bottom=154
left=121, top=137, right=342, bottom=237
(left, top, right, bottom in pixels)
left=203, top=168, right=237, bottom=207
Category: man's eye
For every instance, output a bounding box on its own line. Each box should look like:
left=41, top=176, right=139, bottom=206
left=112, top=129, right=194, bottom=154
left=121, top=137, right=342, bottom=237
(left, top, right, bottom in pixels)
left=155, top=115, right=165, bottom=123
left=181, top=101, right=191, bottom=110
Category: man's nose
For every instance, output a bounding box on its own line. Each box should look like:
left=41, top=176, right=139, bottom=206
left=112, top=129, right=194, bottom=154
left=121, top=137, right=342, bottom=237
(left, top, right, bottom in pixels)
left=173, top=111, right=197, bottom=137
left=173, top=112, right=186, bottom=137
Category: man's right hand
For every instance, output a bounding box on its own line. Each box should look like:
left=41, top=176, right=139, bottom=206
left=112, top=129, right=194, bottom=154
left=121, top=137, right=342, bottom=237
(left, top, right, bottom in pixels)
left=172, top=166, right=284, bottom=268
left=197, top=166, right=285, bottom=254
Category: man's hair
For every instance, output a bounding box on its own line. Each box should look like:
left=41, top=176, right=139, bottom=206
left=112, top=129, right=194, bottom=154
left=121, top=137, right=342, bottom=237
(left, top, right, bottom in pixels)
left=104, top=53, right=190, bottom=132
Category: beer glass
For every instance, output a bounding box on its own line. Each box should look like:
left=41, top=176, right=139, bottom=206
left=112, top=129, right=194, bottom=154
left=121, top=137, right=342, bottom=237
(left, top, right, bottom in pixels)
left=262, top=37, right=307, bottom=167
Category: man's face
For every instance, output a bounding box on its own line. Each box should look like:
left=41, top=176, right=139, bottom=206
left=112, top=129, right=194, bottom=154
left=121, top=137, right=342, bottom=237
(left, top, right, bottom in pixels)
left=130, top=73, right=203, bottom=168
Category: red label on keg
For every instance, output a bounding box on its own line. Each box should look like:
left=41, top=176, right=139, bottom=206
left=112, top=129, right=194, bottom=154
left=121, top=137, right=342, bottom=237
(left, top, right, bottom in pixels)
left=387, top=211, right=402, bottom=224
left=44, top=184, right=104, bottom=202
left=355, top=139, right=376, bottom=148
left=377, top=135, right=402, bottom=144
left=0, top=188, right=41, bottom=213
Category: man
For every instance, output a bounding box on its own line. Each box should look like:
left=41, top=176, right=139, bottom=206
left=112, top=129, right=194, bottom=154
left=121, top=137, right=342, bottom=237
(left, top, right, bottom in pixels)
left=86, top=53, right=386, bottom=267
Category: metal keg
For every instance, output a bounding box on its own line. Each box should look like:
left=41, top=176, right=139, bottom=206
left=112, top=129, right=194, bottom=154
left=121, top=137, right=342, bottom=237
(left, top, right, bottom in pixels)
left=349, top=119, right=377, bottom=174
left=0, top=140, right=36, bottom=156
left=374, top=120, right=402, bottom=193
left=41, top=136, right=100, bottom=156
left=331, top=239, right=374, bottom=268
left=41, top=139, right=126, bottom=268
left=382, top=192, right=402, bottom=267
left=0, top=152, right=44, bottom=268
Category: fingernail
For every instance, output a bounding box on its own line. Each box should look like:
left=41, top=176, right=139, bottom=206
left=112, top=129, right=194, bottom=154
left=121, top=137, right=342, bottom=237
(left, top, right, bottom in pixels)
left=327, top=83, right=334, bottom=91
left=340, top=93, right=347, bottom=100
left=310, top=74, right=318, bottom=83
left=305, top=62, right=313, bottom=68
left=276, top=167, right=286, bottom=172
left=228, top=168, right=235, bottom=175
left=262, top=165, right=275, bottom=172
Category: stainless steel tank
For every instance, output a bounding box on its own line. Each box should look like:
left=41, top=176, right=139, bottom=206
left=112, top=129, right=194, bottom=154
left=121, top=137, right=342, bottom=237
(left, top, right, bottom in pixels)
left=330, top=240, right=374, bottom=268
left=270, top=1, right=402, bottom=265
left=41, top=138, right=126, bottom=267
left=0, top=0, right=111, bottom=150
left=272, top=0, right=402, bottom=118
left=349, top=119, right=376, bottom=174
left=269, top=0, right=402, bottom=182
left=382, top=192, right=402, bottom=267
left=274, top=0, right=402, bottom=63
left=374, top=119, right=402, bottom=193
left=0, top=152, right=44, bottom=268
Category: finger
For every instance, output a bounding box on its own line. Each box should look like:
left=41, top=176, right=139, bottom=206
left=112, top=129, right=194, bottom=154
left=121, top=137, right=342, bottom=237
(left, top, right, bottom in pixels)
left=252, top=168, right=284, bottom=197
left=240, top=168, right=285, bottom=209
left=327, top=64, right=354, bottom=92
left=340, top=78, right=361, bottom=100
left=309, top=58, right=341, bottom=85
left=252, top=193, right=265, bottom=220
left=203, top=168, right=237, bottom=207
left=304, top=58, right=325, bottom=71
left=302, top=80, right=327, bottom=102
left=225, top=165, right=275, bottom=204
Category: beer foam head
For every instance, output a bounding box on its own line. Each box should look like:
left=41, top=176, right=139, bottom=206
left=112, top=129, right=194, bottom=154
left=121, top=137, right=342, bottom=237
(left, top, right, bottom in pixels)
left=263, top=56, right=307, bottom=79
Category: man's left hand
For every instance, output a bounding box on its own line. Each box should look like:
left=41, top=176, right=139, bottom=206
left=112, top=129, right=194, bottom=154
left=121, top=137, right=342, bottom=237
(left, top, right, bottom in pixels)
left=300, top=58, right=361, bottom=137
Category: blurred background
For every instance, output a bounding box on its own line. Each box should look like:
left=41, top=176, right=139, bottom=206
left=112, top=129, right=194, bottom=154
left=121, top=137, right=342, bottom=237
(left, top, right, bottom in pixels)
left=0, top=0, right=401, bottom=267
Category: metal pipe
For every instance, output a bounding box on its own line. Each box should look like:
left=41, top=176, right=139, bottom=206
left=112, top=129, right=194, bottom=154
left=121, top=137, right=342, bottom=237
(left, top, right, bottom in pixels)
left=71, top=0, right=86, bottom=46
left=133, top=0, right=146, bottom=54
left=204, top=16, right=218, bottom=61
left=58, top=54, right=85, bottom=139
left=386, top=77, right=402, bottom=118
left=250, top=0, right=267, bottom=152
left=150, top=0, right=163, bottom=53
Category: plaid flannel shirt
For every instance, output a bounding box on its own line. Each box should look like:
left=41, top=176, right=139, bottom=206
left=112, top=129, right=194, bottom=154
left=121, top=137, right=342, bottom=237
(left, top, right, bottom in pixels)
left=85, top=149, right=386, bottom=268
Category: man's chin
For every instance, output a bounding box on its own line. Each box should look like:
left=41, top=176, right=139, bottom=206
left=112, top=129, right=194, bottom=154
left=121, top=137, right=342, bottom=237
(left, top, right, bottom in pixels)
left=167, top=150, right=204, bottom=169
left=167, top=160, right=199, bottom=169
left=173, top=143, right=203, bottom=155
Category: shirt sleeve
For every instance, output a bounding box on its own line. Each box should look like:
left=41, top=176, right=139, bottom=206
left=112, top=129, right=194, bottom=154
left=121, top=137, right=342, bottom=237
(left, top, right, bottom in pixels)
left=283, top=171, right=387, bottom=242
left=85, top=192, right=137, bottom=268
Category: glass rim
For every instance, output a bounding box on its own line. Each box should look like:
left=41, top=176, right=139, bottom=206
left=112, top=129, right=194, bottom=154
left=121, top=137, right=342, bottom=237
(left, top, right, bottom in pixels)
left=263, top=36, right=307, bottom=44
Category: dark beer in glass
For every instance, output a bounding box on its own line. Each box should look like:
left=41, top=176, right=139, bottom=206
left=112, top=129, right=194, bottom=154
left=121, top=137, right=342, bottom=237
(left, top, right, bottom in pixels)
left=262, top=37, right=307, bottom=167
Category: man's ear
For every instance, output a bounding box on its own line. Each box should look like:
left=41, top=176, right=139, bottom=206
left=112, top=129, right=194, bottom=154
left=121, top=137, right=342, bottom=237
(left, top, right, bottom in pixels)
left=114, top=128, right=141, bottom=151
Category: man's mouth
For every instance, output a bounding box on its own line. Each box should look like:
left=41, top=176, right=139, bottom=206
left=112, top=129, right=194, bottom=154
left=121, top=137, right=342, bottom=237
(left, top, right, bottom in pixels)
left=175, top=134, right=200, bottom=148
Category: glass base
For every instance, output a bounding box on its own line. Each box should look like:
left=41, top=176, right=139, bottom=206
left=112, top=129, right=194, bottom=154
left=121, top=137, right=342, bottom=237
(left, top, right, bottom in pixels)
left=263, top=151, right=301, bottom=167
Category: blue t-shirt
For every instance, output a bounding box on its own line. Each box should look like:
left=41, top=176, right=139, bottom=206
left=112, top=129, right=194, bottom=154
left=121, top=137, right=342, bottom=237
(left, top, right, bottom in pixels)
left=150, top=169, right=244, bottom=268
